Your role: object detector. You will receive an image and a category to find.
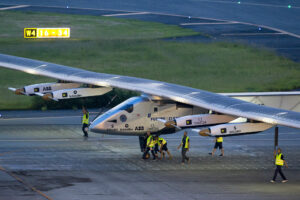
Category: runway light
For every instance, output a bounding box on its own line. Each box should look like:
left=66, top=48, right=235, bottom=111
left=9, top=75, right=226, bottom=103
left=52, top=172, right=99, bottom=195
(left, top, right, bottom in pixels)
left=258, top=27, right=262, bottom=31
left=288, top=5, right=291, bottom=8
left=237, top=1, right=241, bottom=4
left=188, top=16, right=191, bottom=19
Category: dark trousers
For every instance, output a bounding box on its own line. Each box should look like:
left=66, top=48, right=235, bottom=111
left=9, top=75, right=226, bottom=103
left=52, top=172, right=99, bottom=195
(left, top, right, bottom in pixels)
left=143, top=147, right=156, bottom=159
left=181, top=148, right=189, bottom=163
left=272, top=165, right=287, bottom=181
left=82, top=123, right=88, bottom=137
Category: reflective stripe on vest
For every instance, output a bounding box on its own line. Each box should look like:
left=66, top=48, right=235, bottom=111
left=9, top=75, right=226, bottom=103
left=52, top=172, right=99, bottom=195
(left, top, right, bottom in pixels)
left=275, top=153, right=284, bottom=166
left=182, top=136, right=189, bottom=149
left=147, top=135, right=154, bottom=147
left=217, top=137, right=223, bottom=143
left=82, top=113, right=89, bottom=124
left=158, top=137, right=166, bottom=145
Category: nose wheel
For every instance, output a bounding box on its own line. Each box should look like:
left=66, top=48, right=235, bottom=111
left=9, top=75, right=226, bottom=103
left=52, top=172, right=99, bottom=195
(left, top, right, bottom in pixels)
left=139, top=135, right=151, bottom=159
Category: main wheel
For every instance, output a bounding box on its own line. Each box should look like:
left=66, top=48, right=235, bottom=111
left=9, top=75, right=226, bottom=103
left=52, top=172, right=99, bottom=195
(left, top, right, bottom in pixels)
left=145, top=152, right=150, bottom=159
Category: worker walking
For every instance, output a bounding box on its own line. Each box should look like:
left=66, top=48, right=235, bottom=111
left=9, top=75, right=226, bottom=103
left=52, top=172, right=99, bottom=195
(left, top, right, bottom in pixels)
left=177, top=131, right=190, bottom=164
left=210, top=137, right=224, bottom=156
left=143, top=132, right=156, bottom=160
left=158, top=136, right=172, bottom=160
left=271, top=148, right=288, bottom=183
left=82, top=107, right=89, bottom=138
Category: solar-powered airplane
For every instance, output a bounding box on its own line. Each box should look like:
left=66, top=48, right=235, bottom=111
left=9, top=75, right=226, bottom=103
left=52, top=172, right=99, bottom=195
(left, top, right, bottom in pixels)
left=1, top=53, right=300, bottom=151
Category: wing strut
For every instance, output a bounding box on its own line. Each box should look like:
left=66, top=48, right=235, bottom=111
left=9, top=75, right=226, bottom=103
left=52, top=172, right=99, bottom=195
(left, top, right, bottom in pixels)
left=274, top=126, right=279, bottom=150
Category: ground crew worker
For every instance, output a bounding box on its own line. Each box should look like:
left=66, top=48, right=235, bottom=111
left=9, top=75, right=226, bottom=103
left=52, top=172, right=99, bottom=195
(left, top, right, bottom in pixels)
left=153, top=136, right=159, bottom=158
left=271, top=148, right=288, bottom=183
left=82, top=107, right=89, bottom=138
left=157, top=136, right=172, bottom=160
left=210, top=137, right=224, bottom=156
left=143, top=132, right=156, bottom=160
left=177, top=131, right=190, bottom=164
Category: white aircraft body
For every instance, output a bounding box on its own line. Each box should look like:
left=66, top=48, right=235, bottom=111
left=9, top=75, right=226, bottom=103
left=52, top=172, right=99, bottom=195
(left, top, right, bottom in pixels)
left=1, top=53, right=300, bottom=144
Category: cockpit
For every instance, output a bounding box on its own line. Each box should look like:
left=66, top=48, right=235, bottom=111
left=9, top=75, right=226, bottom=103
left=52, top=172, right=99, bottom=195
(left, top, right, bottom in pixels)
left=89, top=96, right=148, bottom=134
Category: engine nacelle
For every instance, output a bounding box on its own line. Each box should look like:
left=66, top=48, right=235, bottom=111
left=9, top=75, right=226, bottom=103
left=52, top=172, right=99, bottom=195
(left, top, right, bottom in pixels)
left=9, top=82, right=81, bottom=95
left=165, top=114, right=237, bottom=128
left=46, top=87, right=112, bottom=101
left=198, top=122, right=274, bottom=137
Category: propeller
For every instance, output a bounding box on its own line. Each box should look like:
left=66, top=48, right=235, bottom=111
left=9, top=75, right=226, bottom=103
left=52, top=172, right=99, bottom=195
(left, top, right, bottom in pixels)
left=8, top=87, right=26, bottom=95
left=192, top=128, right=211, bottom=136
left=35, top=92, right=58, bottom=101
left=157, top=118, right=182, bottom=130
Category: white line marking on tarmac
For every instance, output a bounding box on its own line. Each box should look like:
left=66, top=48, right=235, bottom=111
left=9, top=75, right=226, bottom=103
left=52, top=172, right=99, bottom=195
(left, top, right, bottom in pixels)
left=187, top=0, right=300, bottom=9
left=221, top=32, right=286, bottom=36
left=239, top=22, right=300, bottom=39
left=150, top=11, right=300, bottom=39
left=275, top=48, right=300, bottom=50
left=0, top=5, right=29, bottom=10
left=180, top=22, right=239, bottom=26
left=103, top=12, right=149, bottom=17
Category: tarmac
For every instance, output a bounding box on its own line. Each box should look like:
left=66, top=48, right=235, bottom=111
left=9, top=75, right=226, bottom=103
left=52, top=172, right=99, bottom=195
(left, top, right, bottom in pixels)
left=0, top=110, right=300, bottom=200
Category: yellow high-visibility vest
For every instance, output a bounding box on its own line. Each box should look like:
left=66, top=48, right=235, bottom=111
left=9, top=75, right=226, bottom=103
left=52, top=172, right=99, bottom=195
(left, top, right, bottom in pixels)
left=275, top=153, right=284, bottom=166
left=182, top=136, right=189, bottom=149
left=147, top=135, right=154, bottom=147
left=82, top=113, right=89, bottom=124
left=158, top=137, right=166, bottom=145
left=217, top=137, right=223, bottom=143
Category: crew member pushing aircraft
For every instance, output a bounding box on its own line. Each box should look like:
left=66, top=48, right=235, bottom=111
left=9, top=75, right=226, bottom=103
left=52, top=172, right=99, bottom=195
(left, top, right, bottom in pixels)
left=157, top=136, right=172, bottom=160
left=82, top=107, right=89, bottom=138
left=143, top=131, right=156, bottom=160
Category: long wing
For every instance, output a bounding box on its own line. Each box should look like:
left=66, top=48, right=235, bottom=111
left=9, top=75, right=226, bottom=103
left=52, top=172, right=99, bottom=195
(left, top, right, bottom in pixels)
left=1, top=53, right=300, bottom=129
left=222, top=92, right=300, bottom=112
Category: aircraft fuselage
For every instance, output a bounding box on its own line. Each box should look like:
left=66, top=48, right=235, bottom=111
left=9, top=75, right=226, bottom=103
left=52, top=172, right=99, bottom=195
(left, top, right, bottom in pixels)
left=89, top=96, right=206, bottom=135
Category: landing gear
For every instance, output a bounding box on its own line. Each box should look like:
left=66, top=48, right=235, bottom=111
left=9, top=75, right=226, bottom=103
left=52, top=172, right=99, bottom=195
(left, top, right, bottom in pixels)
left=139, top=135, right=146, bottom=152
left=139, top=135, right=150, bottom=159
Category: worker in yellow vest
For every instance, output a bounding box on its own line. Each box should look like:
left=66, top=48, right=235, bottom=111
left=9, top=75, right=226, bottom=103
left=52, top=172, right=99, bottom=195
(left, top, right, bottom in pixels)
left=142, top=131, right=156, bottom=160
left=157, top=136, right=172, bottom=160
left=82, top=107, right=89, bottom=138
left=271, top=148, right=288, bottom=183
left=210, top=137, right=224, bottom=156
left=177, top=131, right=190, bottom=164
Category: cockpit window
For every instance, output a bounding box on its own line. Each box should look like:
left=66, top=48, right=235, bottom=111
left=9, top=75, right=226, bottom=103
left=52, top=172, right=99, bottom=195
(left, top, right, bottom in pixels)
left=124, top=104, right=133, bottom=113
left=93, top=97, right=146, bottom=124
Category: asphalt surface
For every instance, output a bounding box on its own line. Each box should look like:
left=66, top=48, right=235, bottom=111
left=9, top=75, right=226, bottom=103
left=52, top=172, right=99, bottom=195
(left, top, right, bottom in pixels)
left=0, top=111, right=300, bottom=200
left=0, top=1, right=299, bottom=61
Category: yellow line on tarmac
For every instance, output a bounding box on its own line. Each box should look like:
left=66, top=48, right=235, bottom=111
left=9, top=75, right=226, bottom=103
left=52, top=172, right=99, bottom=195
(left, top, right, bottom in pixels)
left=0, top=165, right=53, bottom=200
